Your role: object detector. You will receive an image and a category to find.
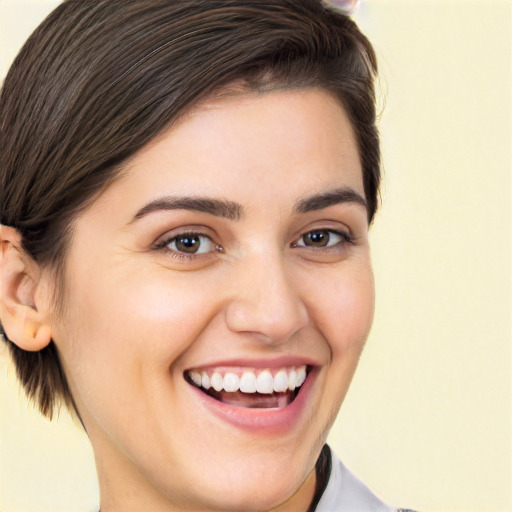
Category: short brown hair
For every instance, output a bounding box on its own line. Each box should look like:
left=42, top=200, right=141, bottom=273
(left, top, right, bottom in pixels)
left=0, top=0, right=379, bottom=418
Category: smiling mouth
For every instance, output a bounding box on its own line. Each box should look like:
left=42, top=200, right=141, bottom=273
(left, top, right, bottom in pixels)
left=184, top=366, right=308, bottom=409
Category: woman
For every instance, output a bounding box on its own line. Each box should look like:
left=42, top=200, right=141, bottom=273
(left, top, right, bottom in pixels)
left=0, top=1, right=413, bottom=510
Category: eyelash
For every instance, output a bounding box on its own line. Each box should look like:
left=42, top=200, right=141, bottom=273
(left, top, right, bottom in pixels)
left=154, top=228, right=355, bottom=261
left=292, top=229, right=355, bottom=251
left=154, top=231, right=221, bottom=261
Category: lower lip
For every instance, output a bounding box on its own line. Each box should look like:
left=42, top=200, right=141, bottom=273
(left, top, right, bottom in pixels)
left=187, top=368, right=318, bottom=435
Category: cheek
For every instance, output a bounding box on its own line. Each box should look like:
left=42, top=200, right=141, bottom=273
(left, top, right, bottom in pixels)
left=72, top=266, right=216, bottom=345
left=53, top=266, right=221, bottom=405
left=306, top=260, right=375, bottom=356
left=51, top=266, right=226, bottom=465
left=299, top=259, right=375, bottom=437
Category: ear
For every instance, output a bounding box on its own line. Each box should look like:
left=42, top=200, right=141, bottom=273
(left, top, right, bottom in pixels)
left=0, top=225, right=52, bottom=351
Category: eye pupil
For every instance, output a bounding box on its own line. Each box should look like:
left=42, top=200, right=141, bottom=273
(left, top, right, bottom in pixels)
left=305, top=230, right=329, bottom=247
left=176, top=235, right=200, bottom=253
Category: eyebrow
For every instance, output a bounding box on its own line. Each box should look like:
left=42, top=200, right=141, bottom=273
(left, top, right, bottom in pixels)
left=294, top=187, right=367, bottom=214
left=130, top=187, right=366, bottom=224
left=131, top=196, right=243, bottom=222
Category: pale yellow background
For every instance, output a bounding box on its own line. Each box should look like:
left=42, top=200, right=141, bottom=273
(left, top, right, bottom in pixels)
left=0, top=1, right=510, bottom=511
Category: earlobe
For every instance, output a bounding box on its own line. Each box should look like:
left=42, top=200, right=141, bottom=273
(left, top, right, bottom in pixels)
left=0, top=225, right=52, bottom=351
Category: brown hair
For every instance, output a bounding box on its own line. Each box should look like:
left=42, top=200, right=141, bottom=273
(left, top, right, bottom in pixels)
left=0, top=0, right=380, bottom=418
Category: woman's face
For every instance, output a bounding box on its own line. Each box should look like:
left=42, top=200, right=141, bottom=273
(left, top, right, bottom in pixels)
left=49, top=89, right=374, bottom=511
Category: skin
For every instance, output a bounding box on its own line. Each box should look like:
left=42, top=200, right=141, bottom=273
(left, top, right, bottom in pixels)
left=2, top=89, right=374, bottom=511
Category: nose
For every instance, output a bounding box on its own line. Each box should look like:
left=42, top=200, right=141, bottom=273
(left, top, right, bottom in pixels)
left=224, top=251, right=309, bottom=344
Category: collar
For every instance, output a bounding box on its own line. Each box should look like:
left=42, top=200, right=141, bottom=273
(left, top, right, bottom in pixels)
left=314, top=447, right=397, bottom=512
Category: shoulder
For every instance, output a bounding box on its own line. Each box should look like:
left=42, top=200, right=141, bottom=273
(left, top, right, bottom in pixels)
left=315, top=447, right=415, bottom=512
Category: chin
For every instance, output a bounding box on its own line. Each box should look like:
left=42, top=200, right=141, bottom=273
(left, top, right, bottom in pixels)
left=149, top=435, right=319, bottom=512
left=193, top=466, right=313, bottom=512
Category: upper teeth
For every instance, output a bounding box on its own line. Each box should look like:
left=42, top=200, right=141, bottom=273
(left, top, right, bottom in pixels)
left=188, top=366, right=307, bottom=394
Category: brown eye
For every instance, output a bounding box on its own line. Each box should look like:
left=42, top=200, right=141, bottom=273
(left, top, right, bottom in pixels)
left=167, top=233, right=215, bottom=254
left=302, top=230, right=330, bottom=247
left=295, top=229, right=348, bottom=249
left=175, top=234, right=201, bottom=253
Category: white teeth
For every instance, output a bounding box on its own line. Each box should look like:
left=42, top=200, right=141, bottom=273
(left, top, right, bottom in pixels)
left=273, top=369, right=289, bottom=392
left=190, top=371, right=202, bottom=387
left=296, top=366, right=307, bottom=387
left=240, top=371, right=257, bottom=393
left=201, top=372, right=211, bottom=390
left=188, top=365, right=308, bottom=395
left=256, top=370, right=274, bottom=394
left=288, top=370, right=297, bottom=391
left=223, top=372, right=240, bottom=392
left=211, top=372, right=223, bottom=392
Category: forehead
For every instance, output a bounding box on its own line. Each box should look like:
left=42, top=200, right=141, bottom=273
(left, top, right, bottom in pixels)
left=87, top=88, right=364, bottom=223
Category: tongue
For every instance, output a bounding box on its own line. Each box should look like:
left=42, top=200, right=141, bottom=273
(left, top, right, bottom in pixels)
left=208, top=390, right=294, bottom=409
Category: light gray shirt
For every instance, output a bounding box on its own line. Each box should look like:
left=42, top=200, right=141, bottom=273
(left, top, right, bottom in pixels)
left=315, top=448, right=397, bottom=512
